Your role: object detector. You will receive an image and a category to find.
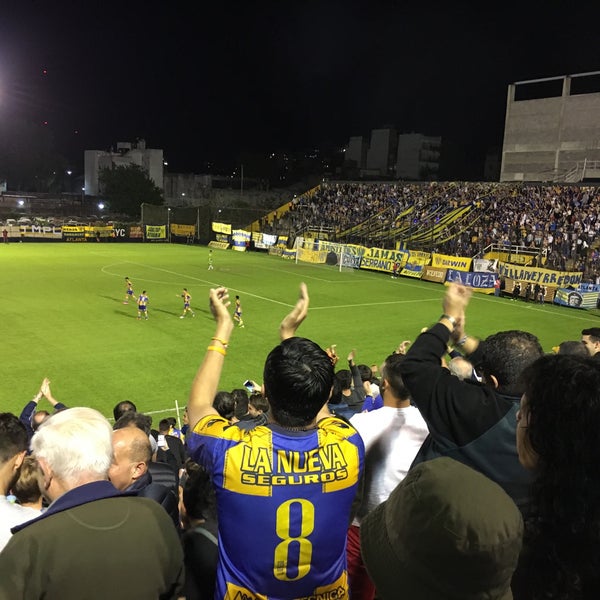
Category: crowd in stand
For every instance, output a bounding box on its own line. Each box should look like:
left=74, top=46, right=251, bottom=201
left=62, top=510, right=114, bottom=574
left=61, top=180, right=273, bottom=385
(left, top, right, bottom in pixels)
left=278, top=181, right=600, bottom=280
left=3, top=283, right=600, bottom=599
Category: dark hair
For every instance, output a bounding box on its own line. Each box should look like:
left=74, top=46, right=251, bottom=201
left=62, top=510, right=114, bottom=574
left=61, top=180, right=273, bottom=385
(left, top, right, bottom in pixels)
left=581, top=327, right=600, bottom=342
left=158, top=419, right=170, bottom=433
left=479, top=330, right=543, bottom=396
left=213, top=391, right=236, bottom=421
left=334, top=369, right=352, bottom=390
left=113, top=400, right=137, bottom=421
left=264, top=337, right=334, bottom=427
left=557, top=341, right=588, bottom=357
left=231, top=388, right=249, bottom=419
left=113, top=411, right=152, bottom=435
left=167, top=417, right=177, bottom=428
left=249, top=392, right=269, bottom=413
left=381, top=354, right=410, bottom=400
left=357, top=364, right=373, bottom=382
left=0, top=413, right=28, bottom=463
left=519, top=354, right=600, bottom=597
left=182, top=460, right=217, bottom=523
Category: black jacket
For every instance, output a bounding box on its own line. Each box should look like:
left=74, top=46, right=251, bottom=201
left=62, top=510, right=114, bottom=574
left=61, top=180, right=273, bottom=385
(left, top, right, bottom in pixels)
left=399, top=322, right=533, bottom=514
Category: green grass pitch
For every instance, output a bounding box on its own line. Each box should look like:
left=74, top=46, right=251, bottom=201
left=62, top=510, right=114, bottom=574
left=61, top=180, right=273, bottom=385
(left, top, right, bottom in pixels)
left=1, top=243, right=597, bottom=422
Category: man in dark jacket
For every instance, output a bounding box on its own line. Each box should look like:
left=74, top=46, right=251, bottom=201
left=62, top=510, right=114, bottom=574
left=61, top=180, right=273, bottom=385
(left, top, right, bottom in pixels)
left=110, top=426, right=179, bottom=527
left=19, top=378, right=67, bottom=442
left=0, top=407, right=183, bottom=599
left=399, top=283, right=543, bottom=514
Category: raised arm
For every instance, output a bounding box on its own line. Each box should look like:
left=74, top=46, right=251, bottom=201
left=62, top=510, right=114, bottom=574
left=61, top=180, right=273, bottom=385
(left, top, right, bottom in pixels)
left=187, top=287, right=234, bottom=429
left=279, top=282, right=309, bottom=341
left=40, top=378, right=64, bottom=408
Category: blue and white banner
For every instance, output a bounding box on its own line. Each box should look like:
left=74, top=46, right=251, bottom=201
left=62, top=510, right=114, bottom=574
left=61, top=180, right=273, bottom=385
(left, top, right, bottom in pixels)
left=446, top=269, right=496, bottom=292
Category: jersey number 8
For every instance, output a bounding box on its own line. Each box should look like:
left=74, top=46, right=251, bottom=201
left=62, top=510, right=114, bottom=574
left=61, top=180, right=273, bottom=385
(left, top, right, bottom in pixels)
left=273, top=498, right=315, bottom=581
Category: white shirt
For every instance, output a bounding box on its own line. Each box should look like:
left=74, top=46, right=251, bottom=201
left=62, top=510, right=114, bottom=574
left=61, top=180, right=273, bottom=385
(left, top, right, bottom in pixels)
left=0, top=495, right=41, bottom=552
left=350, top=405, right=429, bottom=525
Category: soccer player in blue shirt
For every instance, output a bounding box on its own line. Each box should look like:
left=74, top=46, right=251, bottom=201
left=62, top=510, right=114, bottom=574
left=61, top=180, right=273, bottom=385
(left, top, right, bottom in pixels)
left=137, top=291, right=149, bottom=320
left=186, top=284, right=364, bottom=599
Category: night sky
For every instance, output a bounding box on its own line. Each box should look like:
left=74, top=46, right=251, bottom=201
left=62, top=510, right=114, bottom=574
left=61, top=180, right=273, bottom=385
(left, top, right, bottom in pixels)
left=1, top=2, right=599, bottom=177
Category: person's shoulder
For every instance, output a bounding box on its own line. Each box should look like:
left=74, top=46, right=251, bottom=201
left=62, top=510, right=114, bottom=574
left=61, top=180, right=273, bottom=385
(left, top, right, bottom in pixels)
left=318, top=415, right=361, bottom=438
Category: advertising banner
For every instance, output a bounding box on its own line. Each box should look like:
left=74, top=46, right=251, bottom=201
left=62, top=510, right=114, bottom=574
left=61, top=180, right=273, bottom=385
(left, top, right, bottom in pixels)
left=172, top=224, right=196, bottom=236
left=18, top=225, right=63, bottom=239
left=421, top=266, right=447, bottom=284
left=62, top=225, right=86, bottom=241
left=146, top=225, right=166, bottom=240
left=128, top=225, right=143, bottom=239
left=431, top=253, right=472, bottom=272
left=212, top=222, right=232, bottom=235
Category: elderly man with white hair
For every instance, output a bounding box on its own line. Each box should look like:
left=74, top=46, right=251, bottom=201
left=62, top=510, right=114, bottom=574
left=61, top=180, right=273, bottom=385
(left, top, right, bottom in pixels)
left=0, top=407, right=183, bottom=600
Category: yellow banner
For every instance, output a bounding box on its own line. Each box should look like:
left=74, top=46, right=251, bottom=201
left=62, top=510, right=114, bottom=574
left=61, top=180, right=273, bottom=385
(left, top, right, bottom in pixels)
left=146, top=225, right=166, bottom=239
left=431, top=253, right=472, bottom=272
left=498, top=262, right=582, bottom=286
left=297, top=248, right=327, bottom=264
left=62, top=225, right=86, bottom=233
left=171, top=223, right=196, bottom=236
left=360, top=247, right=408, bottom=273
left=212, top=222, right=231, bottom=235
left=486, top=251, right=544, bottom=266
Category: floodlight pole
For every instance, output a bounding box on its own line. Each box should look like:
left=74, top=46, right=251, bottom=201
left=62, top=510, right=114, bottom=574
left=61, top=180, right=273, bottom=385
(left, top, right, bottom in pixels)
left=167, top=207, right=171, bottom=243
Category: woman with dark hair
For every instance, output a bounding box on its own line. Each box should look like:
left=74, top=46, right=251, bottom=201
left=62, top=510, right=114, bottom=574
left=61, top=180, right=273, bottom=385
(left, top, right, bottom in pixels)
left=513, top=354, right=600, bottom=599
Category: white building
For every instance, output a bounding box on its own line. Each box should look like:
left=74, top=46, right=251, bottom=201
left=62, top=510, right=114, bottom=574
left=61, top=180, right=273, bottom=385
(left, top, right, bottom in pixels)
left=84, top=139, right=164, bottom=196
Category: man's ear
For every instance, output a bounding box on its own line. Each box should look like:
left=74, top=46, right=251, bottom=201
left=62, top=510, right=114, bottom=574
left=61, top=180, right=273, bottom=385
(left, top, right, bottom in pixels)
left=488, top=374, right=499, bottom=389
left=131, top=461, right=147, bottom=481
left=13, top=450, right=26, bottom=471
left=36, top=457, right=53, bottom=491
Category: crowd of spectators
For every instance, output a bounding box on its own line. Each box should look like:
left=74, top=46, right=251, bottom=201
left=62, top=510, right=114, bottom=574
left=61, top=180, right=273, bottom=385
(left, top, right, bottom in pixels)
left=2, top=283, right=600, bottom=599
left=276, top=181, right=600, bottom=280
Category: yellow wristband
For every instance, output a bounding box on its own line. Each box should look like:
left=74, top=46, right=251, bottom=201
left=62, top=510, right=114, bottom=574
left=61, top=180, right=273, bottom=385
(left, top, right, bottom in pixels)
left=211, top=337, right=229, bottom=347
left=207, top=345, right=227, bottom=356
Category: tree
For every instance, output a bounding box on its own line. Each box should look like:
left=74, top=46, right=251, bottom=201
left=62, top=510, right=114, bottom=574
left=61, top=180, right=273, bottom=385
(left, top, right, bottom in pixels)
left=99, top=164, right=163, bottom=216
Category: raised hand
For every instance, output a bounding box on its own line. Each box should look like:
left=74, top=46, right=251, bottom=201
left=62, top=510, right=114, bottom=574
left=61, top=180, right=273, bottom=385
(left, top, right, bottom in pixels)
left=209, top=287, right=232, bottom=324
left=280, top=282, right=309, bottom=341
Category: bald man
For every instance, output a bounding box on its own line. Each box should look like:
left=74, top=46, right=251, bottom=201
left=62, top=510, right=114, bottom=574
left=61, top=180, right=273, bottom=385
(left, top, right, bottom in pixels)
left=109, top=427, right=152, bottom=492
left=109, top=427, right=180, bottom=527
